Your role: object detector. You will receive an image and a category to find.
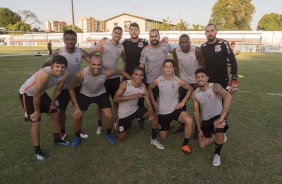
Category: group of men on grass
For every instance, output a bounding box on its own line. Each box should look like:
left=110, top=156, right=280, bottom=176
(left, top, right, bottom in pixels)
left=19, top=23, right=238, bottom=166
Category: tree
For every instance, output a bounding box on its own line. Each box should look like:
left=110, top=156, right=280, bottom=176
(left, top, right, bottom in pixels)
left=191, top=24, right=205, bottom=31
left=0, top=8, right=21, bottom=28
left=209, top=0, right=255, bottom=30
left=18, top=10, right=42, bottom=27
left=257, top=13, right=282, bottom=31
left=175, top=20, right=189, bottom=31
left=7, top=21, right=31, bottom=32
left=62, top=25, right=83, bottom=33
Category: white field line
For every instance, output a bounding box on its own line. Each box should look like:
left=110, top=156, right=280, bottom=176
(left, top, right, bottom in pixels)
left=266, top=93, right=282, bottom=96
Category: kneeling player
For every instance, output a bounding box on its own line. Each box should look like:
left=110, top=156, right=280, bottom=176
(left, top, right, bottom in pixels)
left=192, top=68, right=232, bottom=166
left=69, top=54, right=131, bottom=147
left=19, top=55, right=70, bottom=161
left=113, top=67, right=163, bottom=149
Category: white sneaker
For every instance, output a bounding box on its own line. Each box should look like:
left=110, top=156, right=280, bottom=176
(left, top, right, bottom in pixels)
left=150, top=139, right=164, bottom=150
left=80, top=131, right=89, bottom=139
left=96, top=126, right=102, bottom=135
left=223, top=133, right=227, bottom=143
left=212, top=154, right=221, bottom=166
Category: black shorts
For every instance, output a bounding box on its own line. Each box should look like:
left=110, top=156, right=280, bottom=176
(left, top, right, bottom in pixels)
left=19, top=92, right=52, bottom=122
left=117, top=107, right=147, bottom=133
left=158, top=109, right=183, bottom=131
left=77, top=92, right=112, bottom=111
left=104, top=77, right=120, bottom=99
left=201, top=115, right=221, bottom=138
left=57, top=85, right=81, bottom=110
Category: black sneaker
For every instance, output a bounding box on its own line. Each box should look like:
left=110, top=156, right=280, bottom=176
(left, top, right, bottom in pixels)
left=54, top=139, right=70, bottom=147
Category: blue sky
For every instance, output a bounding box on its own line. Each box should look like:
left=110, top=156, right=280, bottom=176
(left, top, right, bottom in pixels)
left=1, top=0, right=282, bottom=30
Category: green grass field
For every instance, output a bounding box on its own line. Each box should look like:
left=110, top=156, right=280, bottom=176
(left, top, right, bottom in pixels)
left=0, top=47, right=281, bottom=183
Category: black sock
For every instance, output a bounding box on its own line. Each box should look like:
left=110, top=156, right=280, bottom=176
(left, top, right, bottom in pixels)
left=214, top=143, right=223, bottom=155
left=106, top=128, right=111, bottom=134
left=60, top=128, right=65, bottom=134
left=151, top=128, right=158, bottom=140
left=34, top=145, right=41, bottom=154
left=53, top=133, right=60, bottom=141
left=75, top=131, right=81, bottom=137
left=98, top=120, right=102, bottom=126
left=182, top=138, right=189, bottom=146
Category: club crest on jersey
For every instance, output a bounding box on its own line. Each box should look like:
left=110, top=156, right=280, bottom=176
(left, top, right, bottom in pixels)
left=97, top=77, right=104, bottom=85
left=162, top=49, right=167, bottom=55
left=74, top=57, right=80, bottom=64
left=138, top=42, right=144, bottom=48
left=215, top=45, right=221, bottom=52
left=170, top=82, right=176, bottom=90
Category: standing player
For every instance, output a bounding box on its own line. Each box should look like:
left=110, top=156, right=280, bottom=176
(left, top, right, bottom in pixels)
left=192, top=68, right=232, bottom=166
left=122, top=22, right=148, bottom=128
left=172, top=34, right=205, bottom=136
left=41, top=30, right=90, bottom=140
left=19, top=55, right=70, bottom=161
left=69, top=54, right=131, bottom=147
left=201, top=24, right=238, bottom=93
left=113, top=67, right=164, bottom=149
left=90, top=26, right=125, bottom=134
left=148, top=59, right=194, bottom=153
left=139, top=29, right=172, bottom=102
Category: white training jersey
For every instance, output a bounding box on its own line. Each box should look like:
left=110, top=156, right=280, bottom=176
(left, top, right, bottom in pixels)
left=19, top=66, right=64, bottom=96
left=140, top=43, right=172, bottom=83
left=158, top=75, right=179, bottom=115
left=59, top=47, right=82, bottom=89
left=194, top=83, right=222, bottom=120
left=176, top=45, right=201, bottom=84
left=100, top=39, right=122, bottom=79
left=118, top=80, right=145, bottom=119
left=79, top=67, right=107, bottom=97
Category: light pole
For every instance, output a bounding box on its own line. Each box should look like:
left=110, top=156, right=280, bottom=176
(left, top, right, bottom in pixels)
left=71, top=0, right=75, bottom=31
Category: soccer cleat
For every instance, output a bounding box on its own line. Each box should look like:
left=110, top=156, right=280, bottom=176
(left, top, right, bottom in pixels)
left=71, top=137, right=82, bottom=148
left=96, top=126, right=103, bottom=135
left=137, top=118, right=145, bottom=129
left=212, top=154, right=221, bottom=166
left=150, top=139, right=164, bottom=150
left=54, top=139, right=70, bottom=147
left=172, top=126, right=184, bottom=134
left=223, top=133, right=227, bottom=143
left=106, top=134, right=116, bottom=144
left=60, top=132, right=67, bottom=140
left=34, top=152, right=47, bottom=161
left=80, top=131, right=89, bottom=138
left=182, top=145, right=192, bottom=154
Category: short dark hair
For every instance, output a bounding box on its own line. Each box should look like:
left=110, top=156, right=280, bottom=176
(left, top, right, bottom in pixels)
left=163, top=59, right=174, bottom=67
left=195, top=68, right=208, bottom=76
left=51, top=55, right=68, bottom=68
left=133, top=66, right=145, bottom=75
left=63, top=30, right=77, bottom=37
left=149, top=29, right=159, bottom=36
left=206, top=23, right=217, bottom=30
left=129, top=22, right=139, bottom=30
left=113, top=26, right=123, bottom=32
left=179, top=34, right=190, bottom=40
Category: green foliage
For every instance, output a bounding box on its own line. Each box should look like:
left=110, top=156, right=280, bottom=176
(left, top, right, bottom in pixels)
left=0, top=7, right=21, bottom=28
left=257, top=13, right=282, bottom=31
left=18, top=10, right=42, bottom=27
left=7, top=21, right=31, bottom=33
left=175, top=20, right=189, bottom=31
left=209, top=0, right=255, bottom=30
left=153, top=17, right=174, bottom=31
left=62, top=25, right=83, bottom=33
left=191, top=24, right=205, bottom=31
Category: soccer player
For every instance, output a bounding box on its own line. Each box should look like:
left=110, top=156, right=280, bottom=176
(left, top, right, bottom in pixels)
left=122, top=22, right=148, bottom=128
left=113, top=67, right=164, bottom=149
left=192, top=68, right=232, bottom=166
left=201, top=24, right=238, bottom=94
left=41, top=30, right=90, bottom=140
left=148, top=59, right=194, bottom=153
left=172, top=34, right=205, bottom=135
left=19, top=55, right=70, bottom=161
left=90, top=26, right=125, bottom=134
left=139, top=29, right=172, bottom=107
left=69, top=54, right=131, bottom=147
